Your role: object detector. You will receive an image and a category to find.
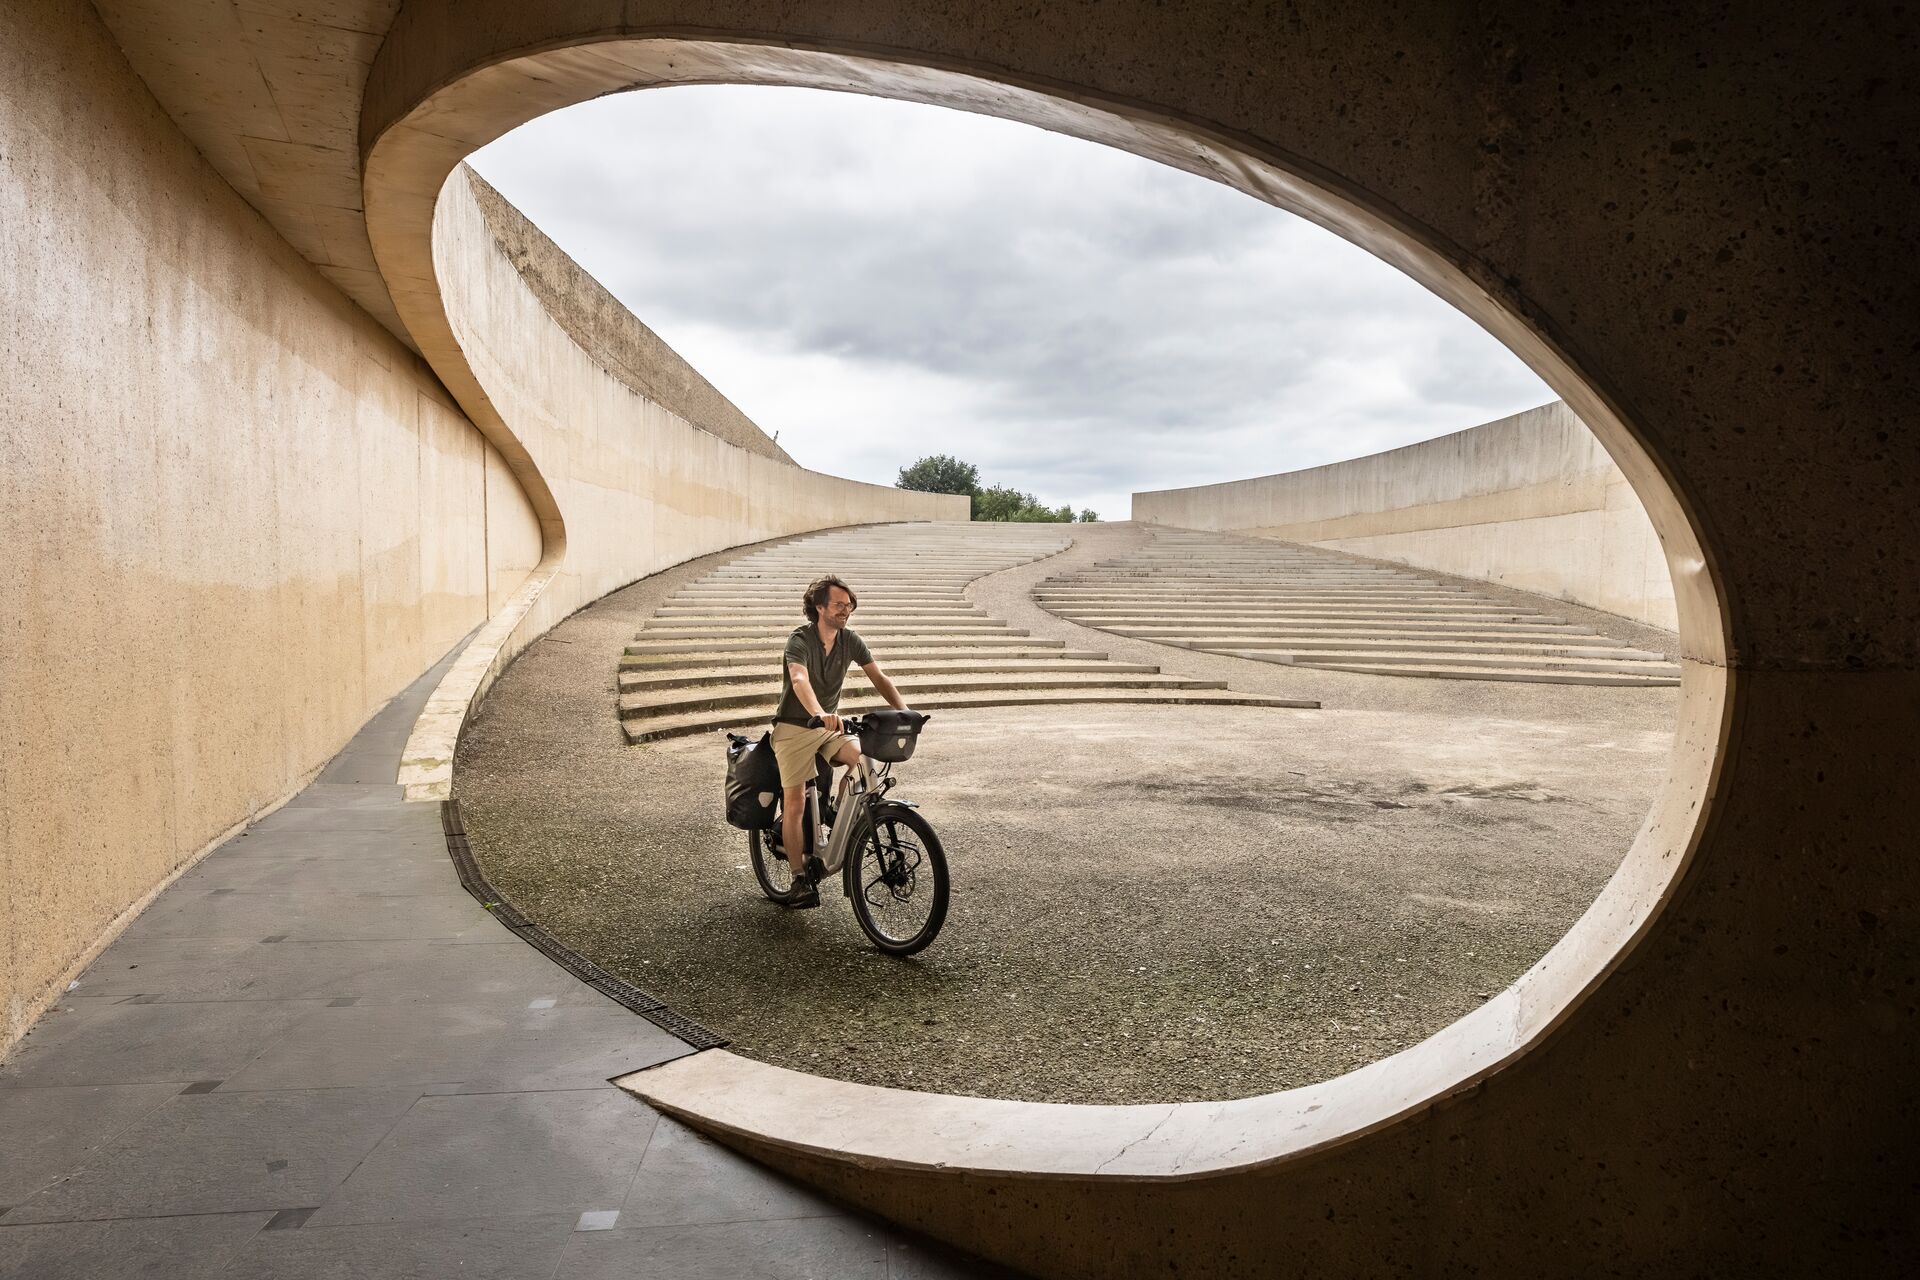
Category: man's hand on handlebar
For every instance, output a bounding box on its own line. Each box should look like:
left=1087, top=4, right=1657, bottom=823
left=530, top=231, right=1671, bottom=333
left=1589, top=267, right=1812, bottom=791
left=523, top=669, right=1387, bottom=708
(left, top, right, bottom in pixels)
left=808, top=709, right=930, bottom=734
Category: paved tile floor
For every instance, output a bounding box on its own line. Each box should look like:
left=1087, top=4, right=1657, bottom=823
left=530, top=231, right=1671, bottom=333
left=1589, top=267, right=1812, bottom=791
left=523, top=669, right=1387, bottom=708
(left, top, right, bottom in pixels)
left=0, top=646, right=1013, bottom=1278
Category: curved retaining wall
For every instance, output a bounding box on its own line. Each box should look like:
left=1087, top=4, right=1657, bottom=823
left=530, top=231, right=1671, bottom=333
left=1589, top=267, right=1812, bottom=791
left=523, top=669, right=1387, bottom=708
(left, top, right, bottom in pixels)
left=440, top=165, right=963, bottom=636
left=389, top=168, right=965, bottom=798
left=0, top=0, right=542, bottom=1050
left=349, top=9, right=1913, bottom=1276
left=0, top=0, right=959, bottom=1051
left=13, top=0, right=1919, bottom=1272
left=1133, top=403, right=1677, bottom=630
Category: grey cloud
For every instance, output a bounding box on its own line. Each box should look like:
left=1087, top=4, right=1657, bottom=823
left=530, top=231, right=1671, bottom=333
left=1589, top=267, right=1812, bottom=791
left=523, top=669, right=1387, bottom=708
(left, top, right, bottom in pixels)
left=472, top=85, right=1552, bottom=506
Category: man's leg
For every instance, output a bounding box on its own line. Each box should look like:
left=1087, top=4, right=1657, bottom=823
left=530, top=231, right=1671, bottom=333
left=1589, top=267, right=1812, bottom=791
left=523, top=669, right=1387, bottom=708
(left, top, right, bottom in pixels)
left=781, top=783, right=807, bottom=876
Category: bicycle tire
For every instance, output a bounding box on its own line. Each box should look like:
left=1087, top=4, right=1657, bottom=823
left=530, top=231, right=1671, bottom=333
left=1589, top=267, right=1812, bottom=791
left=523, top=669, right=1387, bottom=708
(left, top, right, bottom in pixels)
left=747, top=809, right=801, bottom=903
left=846, top=803, right=949, bottom=955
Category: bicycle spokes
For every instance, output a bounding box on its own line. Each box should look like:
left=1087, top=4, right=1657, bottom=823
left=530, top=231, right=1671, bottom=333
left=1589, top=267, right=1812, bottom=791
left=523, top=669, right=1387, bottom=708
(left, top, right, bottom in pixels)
left=863, top=825, right=925, bottom=906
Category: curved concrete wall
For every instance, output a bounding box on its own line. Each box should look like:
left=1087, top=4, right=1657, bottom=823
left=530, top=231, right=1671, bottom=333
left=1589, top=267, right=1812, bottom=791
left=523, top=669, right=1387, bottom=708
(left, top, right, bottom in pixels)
left=10, top=0, right=1919, bottom=1272
left=1134, top=403, right=1678, bottom=630
left=440, top=165, right=966, bottom=642
left=0, top=0, right=541, bottom=1049
left=383, top=168, right=965, bottom=799
left=346, top=8, right=1914, bottom=1277
left=0, top=0, right=960, bottom=1050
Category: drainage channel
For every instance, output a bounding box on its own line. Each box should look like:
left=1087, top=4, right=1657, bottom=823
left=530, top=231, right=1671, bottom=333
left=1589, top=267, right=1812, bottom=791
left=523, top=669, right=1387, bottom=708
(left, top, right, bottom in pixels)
left=440, top=799, right=729, bottom=1050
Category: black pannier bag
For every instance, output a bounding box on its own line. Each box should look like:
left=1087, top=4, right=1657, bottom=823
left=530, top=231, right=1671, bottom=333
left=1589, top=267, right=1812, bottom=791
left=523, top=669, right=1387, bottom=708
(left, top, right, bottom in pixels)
left=857, top=709, right=929, bottom=764
left=724, top=732, right=782, bottom=830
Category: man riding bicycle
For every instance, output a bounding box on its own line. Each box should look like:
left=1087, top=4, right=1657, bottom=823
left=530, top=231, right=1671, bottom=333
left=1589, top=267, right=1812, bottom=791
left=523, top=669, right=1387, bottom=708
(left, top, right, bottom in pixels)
left=771, top=575, right=910, bottom=908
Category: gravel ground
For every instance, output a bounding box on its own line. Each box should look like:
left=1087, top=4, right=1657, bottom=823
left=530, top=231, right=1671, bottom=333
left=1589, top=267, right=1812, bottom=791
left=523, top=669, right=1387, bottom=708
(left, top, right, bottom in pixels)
left=454, top=523, right=1679, bottom=1104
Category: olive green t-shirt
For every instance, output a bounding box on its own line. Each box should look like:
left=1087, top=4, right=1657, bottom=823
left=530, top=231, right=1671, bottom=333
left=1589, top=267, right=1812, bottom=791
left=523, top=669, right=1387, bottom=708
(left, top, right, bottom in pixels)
left=774, top=623, right=872, bottom=725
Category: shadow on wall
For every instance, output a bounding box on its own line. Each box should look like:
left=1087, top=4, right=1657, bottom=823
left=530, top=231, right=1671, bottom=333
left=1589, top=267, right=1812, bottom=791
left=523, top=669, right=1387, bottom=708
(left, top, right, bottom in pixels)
left=1133, top=403, right=1677, bottom=631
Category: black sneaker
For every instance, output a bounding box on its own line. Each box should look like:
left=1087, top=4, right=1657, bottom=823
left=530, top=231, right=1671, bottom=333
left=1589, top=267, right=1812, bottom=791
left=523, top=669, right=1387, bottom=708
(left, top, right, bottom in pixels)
left=785, top=866, right=820, bottom=909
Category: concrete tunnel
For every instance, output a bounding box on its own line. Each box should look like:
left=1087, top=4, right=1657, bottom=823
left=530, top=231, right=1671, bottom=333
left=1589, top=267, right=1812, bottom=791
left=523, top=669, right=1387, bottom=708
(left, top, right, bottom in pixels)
left=1, top=1, right=1914, bottom=1275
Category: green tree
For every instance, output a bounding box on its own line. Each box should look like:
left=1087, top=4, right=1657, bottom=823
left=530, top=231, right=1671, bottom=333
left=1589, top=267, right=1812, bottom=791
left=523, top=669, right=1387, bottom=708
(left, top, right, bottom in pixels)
left=972, top=484, right=1074, bottom=522
left=897, top=456, right=1082, bottom=522
left=1078, top=508, right=1100, bottom=523
left=896, top=454, right=980, bottom=495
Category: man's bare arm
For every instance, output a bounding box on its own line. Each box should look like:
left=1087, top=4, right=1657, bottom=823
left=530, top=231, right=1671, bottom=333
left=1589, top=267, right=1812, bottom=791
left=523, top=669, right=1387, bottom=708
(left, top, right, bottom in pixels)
left=789, top=662, right=842, bottom=731
left=862, top=662, right=909, bottom=711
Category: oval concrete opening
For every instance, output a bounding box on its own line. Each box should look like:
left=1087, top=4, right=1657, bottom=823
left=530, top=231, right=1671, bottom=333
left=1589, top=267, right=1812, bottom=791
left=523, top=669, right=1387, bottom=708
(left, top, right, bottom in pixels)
left=363, top=24, right=1731, bottom=1262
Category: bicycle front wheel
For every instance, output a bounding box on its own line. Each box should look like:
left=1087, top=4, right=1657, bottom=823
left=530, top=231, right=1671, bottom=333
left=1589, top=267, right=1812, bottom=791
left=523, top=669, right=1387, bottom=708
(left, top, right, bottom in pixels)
left=847, top=804, right=949, bottom=955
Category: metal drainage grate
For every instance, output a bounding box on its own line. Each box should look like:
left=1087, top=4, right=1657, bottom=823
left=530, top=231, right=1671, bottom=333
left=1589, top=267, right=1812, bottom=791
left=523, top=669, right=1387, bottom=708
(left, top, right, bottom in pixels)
left=439, top=800, right=728, bottom=1051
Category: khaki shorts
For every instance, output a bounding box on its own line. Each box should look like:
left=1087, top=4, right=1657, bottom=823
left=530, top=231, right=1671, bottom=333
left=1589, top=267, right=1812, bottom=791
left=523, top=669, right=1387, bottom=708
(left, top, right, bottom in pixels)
left=770, top=721, right=852, bottom=789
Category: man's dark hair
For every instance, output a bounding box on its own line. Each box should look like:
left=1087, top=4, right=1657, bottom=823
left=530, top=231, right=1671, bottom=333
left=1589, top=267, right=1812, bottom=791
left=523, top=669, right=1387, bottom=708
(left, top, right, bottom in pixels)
left=803, top=575, right=858, bottom=623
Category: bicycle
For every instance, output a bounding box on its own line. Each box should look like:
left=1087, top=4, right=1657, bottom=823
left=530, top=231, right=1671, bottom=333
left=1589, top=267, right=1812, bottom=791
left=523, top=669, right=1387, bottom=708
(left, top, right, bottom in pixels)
left=730, top=710, right=950, bottom=955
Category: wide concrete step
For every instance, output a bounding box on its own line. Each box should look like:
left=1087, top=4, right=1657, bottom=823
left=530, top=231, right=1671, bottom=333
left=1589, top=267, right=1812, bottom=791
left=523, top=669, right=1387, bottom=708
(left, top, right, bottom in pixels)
left=1103, top=633, right=1632, bottom=659
left=665, top=594, right=973, bottom=607
left=620, top=646, right=1108, bottom=670
left=636, top=624, right=1024, bottom=641
left=733, top=555, right=1056, bottom=566
left=1036, top=594, right=1479, bottom=607
left=651, top=616, right=991, bottom=628
left=1052, top=614, right=1574, bottom=629
left=618, top=671, right=1231, bottom=719
left=1182, top=633, right=1666, bottom=656
left=626, top=635, right=1067, bottom=657
left=1237, top=649, right=1679, bottom=675
left=1030, top=529, right=1675, bottom=688
left=621, top=688, right=1320, bottom=744
left=1082, top=621, right=1589, bottom=640
left=655, top=604, right=986, bottom=617
left=622, top=526, right=1317, bottom=742
left=1098, top=622, right=1596, bottom=642
left=1288, top=659, right=1682, bottom=687
left=704, top=570, right=1012, bottom=581
left=617, top=659, right=1164, bottom=692
left=1036, top=587, right=1466, bottom=598
left=1067, top=570, right=1426, bottom=581
left=1194, top=636, right=1669, bottom=660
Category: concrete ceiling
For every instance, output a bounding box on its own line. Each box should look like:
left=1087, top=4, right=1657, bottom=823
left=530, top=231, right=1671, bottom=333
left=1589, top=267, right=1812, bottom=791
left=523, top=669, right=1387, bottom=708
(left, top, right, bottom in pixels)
left=94, top=1, right=410, bottom=343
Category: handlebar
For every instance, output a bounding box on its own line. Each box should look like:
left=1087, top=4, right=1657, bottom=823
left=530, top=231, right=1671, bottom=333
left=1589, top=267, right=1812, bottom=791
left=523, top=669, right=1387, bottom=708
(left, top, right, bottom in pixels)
left=807, top=711, right=932, bottom=733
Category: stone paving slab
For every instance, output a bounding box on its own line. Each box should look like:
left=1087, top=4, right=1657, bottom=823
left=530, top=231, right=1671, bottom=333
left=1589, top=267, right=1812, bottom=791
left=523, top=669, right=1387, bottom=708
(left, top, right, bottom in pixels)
left=0, top=1211, right=275, bottom=1280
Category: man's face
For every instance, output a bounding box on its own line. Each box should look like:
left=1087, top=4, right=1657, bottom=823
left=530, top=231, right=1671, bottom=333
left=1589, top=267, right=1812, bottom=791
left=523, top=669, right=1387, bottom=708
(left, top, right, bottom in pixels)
left=822, top=587, right=855, bottom=626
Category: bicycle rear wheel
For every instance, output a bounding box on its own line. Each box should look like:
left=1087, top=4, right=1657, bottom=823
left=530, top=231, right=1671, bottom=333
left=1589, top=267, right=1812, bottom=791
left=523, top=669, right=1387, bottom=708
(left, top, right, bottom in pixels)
left=847, top=804, right=949, bottom=955
left=748, top=802, right=802, bottom=902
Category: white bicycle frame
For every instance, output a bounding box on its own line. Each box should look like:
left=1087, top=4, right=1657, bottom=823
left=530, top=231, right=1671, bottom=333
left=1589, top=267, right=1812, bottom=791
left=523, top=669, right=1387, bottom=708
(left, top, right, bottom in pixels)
left=806, top=753, right=881, bottom=877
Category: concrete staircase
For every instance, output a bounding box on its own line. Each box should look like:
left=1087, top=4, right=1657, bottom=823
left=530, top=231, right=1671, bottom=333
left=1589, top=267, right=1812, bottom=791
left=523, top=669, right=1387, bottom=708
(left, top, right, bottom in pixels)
left=619, top=523, right=1319, bottom=743
left=1033, top=529, right=1682, bottom=687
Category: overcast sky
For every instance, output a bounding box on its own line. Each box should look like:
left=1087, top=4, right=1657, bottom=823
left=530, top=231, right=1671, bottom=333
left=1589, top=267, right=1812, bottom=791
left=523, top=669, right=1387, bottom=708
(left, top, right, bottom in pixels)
left=471, top=86, right=1553, bottom=521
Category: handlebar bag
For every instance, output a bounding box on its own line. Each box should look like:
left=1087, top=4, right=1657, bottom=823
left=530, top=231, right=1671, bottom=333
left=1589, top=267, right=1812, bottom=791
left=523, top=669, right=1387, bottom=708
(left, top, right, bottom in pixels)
left=724, top=732, right=782, bottom=830
left=858, top=708, right=925, bottom=763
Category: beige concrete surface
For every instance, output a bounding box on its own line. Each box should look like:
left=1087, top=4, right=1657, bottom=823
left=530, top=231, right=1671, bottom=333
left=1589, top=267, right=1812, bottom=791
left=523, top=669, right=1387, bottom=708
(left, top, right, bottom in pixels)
left=455, top=529, right=1674, bottom=1102
left=1036, top=526, right=1680, bottom=685
left=90, top=0, right=411, bottom=339
left=350, top=6, right=1910, bottom=1274
left=10, top=0, right=1916, bottom=1273
left=618, top=523, right=1317, bottom=742
left=1135, top=403, right=1678, bottom=630
left=0, top=0, right=536, bottom=1052
left=466, top=173, right=794, bottom=466
left=387, top=169, right=962, bottom=801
